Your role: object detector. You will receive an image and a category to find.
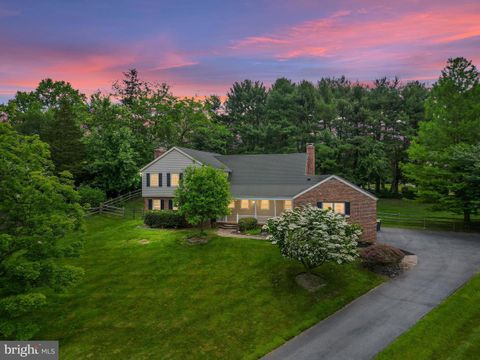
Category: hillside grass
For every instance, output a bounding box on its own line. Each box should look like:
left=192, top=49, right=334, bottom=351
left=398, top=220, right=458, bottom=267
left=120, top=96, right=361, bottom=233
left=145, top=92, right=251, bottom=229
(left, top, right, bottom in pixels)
left=35, top=213, right=383, bottom=359
left=376, top=272, right=480, bottom=360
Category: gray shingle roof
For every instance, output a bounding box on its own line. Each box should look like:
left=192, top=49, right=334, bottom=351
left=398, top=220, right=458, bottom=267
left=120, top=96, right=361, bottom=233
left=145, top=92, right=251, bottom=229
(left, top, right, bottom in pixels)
left=176, top=147, right=231, bottom=171
left=214, top=153, right=327, bottom=198
left=177, top=149, right=329, bottom=198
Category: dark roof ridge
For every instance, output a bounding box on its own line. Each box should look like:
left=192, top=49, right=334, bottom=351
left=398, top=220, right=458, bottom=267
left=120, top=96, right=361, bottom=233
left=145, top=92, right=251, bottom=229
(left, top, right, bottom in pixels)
left=217, top=152, right=304, bottom=158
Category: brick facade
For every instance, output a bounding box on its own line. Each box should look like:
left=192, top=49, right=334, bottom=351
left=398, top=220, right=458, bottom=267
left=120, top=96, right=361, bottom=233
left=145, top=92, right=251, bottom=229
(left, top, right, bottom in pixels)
left=294, top=178, right=377, bottom=243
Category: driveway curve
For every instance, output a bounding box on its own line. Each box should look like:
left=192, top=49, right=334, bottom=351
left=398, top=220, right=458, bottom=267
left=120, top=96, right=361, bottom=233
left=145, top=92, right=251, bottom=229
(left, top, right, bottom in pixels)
left=263, top=228, right=480, bottom=360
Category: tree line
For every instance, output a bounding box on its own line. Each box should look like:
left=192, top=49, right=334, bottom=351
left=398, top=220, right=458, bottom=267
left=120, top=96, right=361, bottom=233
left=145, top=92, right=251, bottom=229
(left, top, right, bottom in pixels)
left=0, top=68, right=428, bottom=196
left=1, top=57, right=479, bottom=218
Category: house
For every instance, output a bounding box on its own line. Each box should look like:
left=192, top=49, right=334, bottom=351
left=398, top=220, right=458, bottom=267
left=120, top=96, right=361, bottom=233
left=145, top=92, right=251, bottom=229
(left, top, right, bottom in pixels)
left=140, top=145, right=378, bottom=242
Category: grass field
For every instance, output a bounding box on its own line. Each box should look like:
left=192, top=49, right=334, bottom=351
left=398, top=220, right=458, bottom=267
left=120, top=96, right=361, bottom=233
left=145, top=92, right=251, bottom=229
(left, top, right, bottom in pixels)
left=35, top=213, right=383, bottom=359
left=378, top=198, right=471, bottom=219
left=377, top=199, right=480, bottom=231
left=376, top=272, right=480, bottom=360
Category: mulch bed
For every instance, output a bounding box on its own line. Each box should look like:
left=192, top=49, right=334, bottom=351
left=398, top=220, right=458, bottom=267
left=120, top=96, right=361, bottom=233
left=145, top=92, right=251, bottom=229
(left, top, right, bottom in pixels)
left=363, top=248, right=417, bottom=278
left=365, top=263, right=402, bottom=278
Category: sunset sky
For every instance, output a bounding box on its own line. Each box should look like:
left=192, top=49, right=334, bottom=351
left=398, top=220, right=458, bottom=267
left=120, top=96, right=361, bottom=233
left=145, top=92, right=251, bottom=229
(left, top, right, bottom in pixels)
left=1, top=0, right=480, bottom=102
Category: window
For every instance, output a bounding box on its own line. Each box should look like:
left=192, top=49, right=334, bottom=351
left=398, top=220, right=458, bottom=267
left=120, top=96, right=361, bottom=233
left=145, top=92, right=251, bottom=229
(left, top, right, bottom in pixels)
left=228, top=201, right=235, bottom=209
left=240, top=200, right=249, bottom=209
left=168, top=199, right=174, bottom=210
left=334, top=202, right=345, bottom=214
left=284, top=200, right=292, bottom=210
left=171, top=173, right=180, bottom=186
left=260, top=200, right=270, bottom=210
left=323, top=202, right=333, bottom=210
left=153, top=199, right=161, bottom=210
left=150, top=174, right=159, bottom=187
left=318, top=202, right=349, bottom=215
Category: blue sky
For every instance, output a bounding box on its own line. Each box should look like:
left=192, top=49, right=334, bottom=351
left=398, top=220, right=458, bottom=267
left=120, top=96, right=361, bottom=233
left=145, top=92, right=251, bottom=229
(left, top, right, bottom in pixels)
left=1, top=0, right=479, bottom=102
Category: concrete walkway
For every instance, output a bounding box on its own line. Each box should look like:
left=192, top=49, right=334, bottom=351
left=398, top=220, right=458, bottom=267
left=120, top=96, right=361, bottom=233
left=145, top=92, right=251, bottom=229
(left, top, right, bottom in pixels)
left=263, top=228, right=480, bottom=360
left=216, top=228, right=268, bottom=240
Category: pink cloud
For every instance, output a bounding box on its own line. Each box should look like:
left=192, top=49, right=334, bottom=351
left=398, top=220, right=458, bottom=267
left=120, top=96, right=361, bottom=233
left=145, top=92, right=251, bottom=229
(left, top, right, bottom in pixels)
left=231, top=36, right=289, bottom=49
left=231, top=5, right=480, bottom=63
left=0, top=34, right=203, bottom=98
left=150, top=52, right=198, bottom=71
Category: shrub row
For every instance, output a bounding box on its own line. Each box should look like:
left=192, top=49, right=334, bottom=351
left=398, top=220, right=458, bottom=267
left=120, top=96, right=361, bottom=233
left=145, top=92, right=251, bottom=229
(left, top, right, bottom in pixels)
left=144, top=210, right=188, bottom=228
left=238, top=217, right=258, bottom=232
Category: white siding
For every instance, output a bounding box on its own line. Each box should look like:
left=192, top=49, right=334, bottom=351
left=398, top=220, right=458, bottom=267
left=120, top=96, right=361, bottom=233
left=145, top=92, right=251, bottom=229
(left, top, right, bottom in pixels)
left=141, top=149, right=199, bottom=197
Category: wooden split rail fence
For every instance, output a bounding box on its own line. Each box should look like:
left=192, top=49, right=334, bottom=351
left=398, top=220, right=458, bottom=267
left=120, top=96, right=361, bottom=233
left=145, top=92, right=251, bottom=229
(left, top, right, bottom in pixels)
left=85, top=189, right=141, bottom=217
left=378, top=211, right=480, bottom=232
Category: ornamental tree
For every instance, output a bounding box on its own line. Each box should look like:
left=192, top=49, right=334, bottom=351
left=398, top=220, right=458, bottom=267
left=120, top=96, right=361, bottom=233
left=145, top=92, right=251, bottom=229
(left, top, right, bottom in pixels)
left=174, top=165, right=231, bottom=234
left=0, top=123, right=84, bottom=339
left=263, top=204, right=360, bottom=272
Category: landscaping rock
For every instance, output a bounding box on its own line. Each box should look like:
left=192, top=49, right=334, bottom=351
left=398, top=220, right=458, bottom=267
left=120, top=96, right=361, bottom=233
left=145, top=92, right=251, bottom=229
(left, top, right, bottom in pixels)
left=187, top=237, right=209, bottom=245
left=295, top=273, right=326, bottom=292
left=400, top=254, right=418, bottom=271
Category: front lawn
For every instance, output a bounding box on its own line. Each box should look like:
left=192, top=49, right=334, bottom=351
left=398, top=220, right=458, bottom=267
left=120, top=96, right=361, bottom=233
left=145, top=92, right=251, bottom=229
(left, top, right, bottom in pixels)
left=376, top=272, right=480, bottom=360
left=35, top=215, right=383, bottom=359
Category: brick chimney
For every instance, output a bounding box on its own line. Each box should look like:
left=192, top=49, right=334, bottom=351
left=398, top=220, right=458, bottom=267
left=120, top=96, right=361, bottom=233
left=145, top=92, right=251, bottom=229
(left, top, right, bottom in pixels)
left=306, top=143, right=315, bottom=176
left=154, top=147, right=166, bottom=159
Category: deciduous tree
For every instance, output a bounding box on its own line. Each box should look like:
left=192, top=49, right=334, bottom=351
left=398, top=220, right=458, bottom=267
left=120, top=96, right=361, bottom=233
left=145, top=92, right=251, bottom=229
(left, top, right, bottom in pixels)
left=0, top=123, right=84, bottom=339
left=263, top=205, right=360, bottom=273
left=174, top=166, right=231, bottom=234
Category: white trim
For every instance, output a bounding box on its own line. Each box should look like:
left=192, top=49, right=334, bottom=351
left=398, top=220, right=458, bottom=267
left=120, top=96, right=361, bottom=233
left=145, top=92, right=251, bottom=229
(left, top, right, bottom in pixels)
left=292, top=175, right=378, bottom=201
left=139, top=147, right=202, bottom=172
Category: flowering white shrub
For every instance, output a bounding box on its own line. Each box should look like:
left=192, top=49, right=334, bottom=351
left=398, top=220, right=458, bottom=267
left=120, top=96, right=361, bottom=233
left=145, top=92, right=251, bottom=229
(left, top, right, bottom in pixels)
left=263, top=204, right=361, bottom=272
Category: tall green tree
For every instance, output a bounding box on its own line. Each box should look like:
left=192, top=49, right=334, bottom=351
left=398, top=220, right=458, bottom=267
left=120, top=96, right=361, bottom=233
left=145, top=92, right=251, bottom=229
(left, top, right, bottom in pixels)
left=4, top=79, right=89, bottom=181
left=174, top=166, right=231, bottom=234
left=403, top=57, right=480, bottom=221
left=225, top=80, right=268, bottom=152
left=84, top=97, right=140, bottom=196
left=0, top=123, right=84, bottom=339
left=42, top=97, right=87, bottom=179
left=264, top=78, right=299, bottom=153
left=112, top=68, right=169, bottom=107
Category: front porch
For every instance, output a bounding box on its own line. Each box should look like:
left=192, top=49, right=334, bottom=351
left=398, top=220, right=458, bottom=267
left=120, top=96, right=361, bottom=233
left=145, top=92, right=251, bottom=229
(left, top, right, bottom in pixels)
left=220, top=199, right=292, bottom=224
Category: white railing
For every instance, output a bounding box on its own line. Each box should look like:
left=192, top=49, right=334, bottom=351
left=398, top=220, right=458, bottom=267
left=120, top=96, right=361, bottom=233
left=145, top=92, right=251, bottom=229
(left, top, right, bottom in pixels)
left=218, top=214, right=273, bottom=224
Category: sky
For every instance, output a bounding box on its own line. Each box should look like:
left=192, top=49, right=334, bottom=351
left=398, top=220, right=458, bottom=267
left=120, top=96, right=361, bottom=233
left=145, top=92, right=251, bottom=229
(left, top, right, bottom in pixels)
left=1, top=0, right=480, bottom=102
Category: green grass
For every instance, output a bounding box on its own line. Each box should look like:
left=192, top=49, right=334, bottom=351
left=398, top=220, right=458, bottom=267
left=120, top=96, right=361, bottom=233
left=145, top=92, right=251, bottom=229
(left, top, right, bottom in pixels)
left=242, top=227, right=263, bottom=236
left=35, top=214, right=383, bottom=360
left=378, top=199, right=469, bottom=219
left=377, top=199, right=480, bottom=231
left=376, top=272, right=480, bottom=360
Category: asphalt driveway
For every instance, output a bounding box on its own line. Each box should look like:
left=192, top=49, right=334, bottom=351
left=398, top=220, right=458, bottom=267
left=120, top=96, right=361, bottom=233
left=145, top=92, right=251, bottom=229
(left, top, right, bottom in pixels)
left=263, top=227, right=480, bottom=360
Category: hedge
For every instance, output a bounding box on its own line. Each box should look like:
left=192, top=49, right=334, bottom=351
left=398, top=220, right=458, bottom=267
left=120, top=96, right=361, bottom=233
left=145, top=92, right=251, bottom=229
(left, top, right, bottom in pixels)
left=144, top=210, right=188, bottom=229
left=238, top=217, right=258, bottom=232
